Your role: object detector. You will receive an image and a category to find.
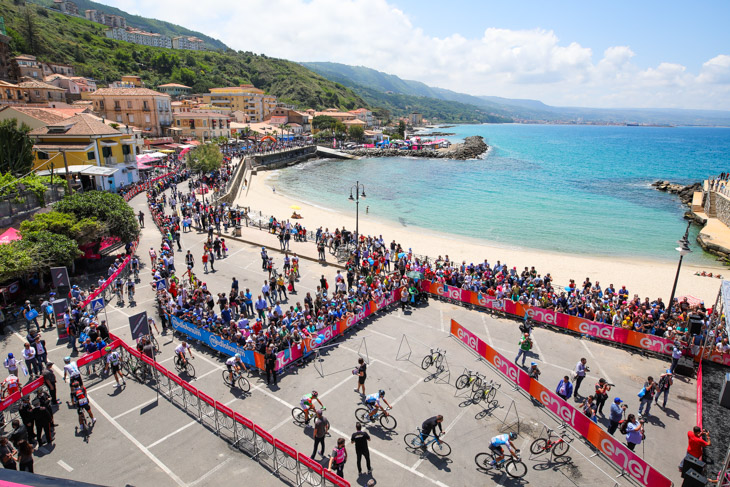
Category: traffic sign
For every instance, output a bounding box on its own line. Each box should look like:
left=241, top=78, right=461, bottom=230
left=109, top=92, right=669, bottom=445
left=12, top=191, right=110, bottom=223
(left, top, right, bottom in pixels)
left=90, top=297, right=105, bottom=313
left=155, top=279, right=167, bottom=290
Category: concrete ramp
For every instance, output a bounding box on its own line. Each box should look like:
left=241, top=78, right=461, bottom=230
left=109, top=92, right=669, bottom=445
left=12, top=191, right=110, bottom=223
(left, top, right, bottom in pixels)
left=315, top=146, right=359, bottom=159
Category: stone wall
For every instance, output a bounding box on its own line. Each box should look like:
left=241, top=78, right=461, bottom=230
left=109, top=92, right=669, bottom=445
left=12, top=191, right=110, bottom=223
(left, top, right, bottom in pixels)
left=252, top=146, right=316, bottom=170
left=715, top=191, right=730, bottom=227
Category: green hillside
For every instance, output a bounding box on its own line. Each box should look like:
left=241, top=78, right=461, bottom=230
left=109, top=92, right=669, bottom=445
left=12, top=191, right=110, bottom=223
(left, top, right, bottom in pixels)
left=1, top=1, right=367, bottom=111
left=29, top=0, right=228, bottom=50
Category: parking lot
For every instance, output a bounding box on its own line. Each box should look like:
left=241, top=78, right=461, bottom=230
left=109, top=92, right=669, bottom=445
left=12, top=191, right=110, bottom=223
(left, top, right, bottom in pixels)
left=0, top=184, right=697, bottom=487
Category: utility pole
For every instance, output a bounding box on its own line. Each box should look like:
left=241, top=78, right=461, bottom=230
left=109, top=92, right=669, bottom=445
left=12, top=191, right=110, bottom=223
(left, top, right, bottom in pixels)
left=61, top=150, right=73, bottom=194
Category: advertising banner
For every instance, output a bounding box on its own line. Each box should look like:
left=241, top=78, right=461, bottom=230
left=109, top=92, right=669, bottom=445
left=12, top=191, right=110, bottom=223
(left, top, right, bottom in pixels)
left=169, top=315, right=257, bottom=367
left=449, top=319, right=672, bottom=487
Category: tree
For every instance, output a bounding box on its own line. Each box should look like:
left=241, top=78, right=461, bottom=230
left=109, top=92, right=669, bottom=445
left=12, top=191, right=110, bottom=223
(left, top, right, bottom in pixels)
left=0, top=231, right=81, bottom=283
left=54, top=191, right=139, bottom=244
left=0, top=119, right=34, bottom=176
left=397, top=120, right=406, bottom=140
left=186, top=143, right=223, bottom=174
left=348, top=125, right=365, bottom=142
left=19, top=6, right=43, bottom=56
left=312, top=115, right=336, bottom=131
left=20, top=211, right=104, bottom=246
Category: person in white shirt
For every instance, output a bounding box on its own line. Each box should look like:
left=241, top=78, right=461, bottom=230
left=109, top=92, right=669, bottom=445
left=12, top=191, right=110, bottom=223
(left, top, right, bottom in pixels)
left=4, top=353, right=18, bottom=376
left=22, top=343, right=38, bottom=377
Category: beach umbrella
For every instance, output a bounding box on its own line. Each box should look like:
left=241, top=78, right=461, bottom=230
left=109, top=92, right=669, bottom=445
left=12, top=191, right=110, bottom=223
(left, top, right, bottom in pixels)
left=0, top=227, right=20, bottom=245
left=406, top=271, right=424, bottom=280
left=397, top=252, right=406, bottom=259
left=290, top=205, right=301, bottom=210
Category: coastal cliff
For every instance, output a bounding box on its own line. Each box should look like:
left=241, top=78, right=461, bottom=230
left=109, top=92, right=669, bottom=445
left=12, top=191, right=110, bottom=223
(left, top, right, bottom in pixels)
left=345, top=135, right=488, bottom=160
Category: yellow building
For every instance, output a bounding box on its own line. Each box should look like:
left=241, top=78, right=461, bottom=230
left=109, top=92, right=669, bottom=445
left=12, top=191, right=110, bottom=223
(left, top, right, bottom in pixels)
left=171, top=111, right=231, bottom=141
left=202, top=84, right=276, bottom=123
left=85, top=87, right=172, bottom=136
left=30, top=113, right=139, bottom=191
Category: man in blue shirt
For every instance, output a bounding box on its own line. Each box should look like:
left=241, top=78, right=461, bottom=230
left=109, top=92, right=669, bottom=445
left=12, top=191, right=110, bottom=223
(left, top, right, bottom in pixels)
left=555, top=376, right=573, bottom=401
left=607, top=397, right=626, bottom=435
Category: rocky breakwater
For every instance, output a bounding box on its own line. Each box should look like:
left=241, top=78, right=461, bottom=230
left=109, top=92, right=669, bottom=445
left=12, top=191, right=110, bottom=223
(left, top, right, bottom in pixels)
left=346, top=136, right=488, bottom=160
left=651, top=180, right=701, bottom=205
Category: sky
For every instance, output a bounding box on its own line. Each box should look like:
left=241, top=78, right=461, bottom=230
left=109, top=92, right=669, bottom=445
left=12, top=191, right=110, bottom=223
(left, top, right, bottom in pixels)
left=102, top=0, right=730, bottom=110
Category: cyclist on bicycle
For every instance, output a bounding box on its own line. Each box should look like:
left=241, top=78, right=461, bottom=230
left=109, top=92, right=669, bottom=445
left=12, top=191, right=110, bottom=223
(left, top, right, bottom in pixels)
left=488, top=432, right=519, bottom=465
left=131, top=255, right=140, bottom=280
left=126, top=277, right=135, bottom=303
left=225, top=354, right=247, bottom=383
left=71, top=379, right=96, bottom=431
left=420, top=415, right=444, bottom=446
left=114, top=276, right=124, bottom=304
left=104, top=346, right=125, bottom=388
left=365, top=390, right=392, bottom=421
left=301, top=391, right=324, bottom=424
left=175, top=341, right=194, bottom=366
left=1, top=373, right=19, bottom=398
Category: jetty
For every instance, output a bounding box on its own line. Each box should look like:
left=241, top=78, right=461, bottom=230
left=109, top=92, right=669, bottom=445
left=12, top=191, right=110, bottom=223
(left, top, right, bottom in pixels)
left=690, top=178, right=730, bottom=260
left=315, top=146, right=359, bottom=159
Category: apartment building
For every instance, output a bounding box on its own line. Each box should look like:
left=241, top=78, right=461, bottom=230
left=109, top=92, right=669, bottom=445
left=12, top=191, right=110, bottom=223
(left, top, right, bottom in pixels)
left=12, top=55, right=75, bottom=80
left=349, top=108, right=375, bottom=127
left=86, top=87, right=172, bottom=136
left=53, top=0, right=79, bottom=15
left=157, top=83, right=192, bottom=98
left=85, top=9, right=127, bottom=28
left=105, top=27, right=172, bottom=49
left=17, top=79, right=66, bottom=103
left=171, top=111, right=231, bottom=141
left=202, top=84, right=276, bottom=123
left=172, top=36, right=205, bottom=51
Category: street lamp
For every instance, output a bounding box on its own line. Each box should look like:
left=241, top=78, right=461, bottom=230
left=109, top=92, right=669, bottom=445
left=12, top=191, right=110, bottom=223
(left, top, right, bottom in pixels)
left=348, top=181, right=366, bottom=248
left=667, top=221, right=692, bottom=316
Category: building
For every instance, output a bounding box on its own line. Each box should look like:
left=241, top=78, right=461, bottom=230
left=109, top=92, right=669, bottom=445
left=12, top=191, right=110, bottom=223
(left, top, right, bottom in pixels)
left=43, top=62, right=75, bottom=78
left=13, top=55, right=43, bottom=79
left=157, top=83, right=192, bottom=98
left=0, top=80, right=26, bottom=105
left=85, top=10, right=126, bottom=28
left=0, top=105, right=89, bottom=129
left=308, top=108, right=356, bottom=123
left=409, top=112, right=423, bottom=126
left=268, top=106, right=311, bottom=131
left=344, top=118, right=367, bottom=131
left=30, top=113, right=139, bottom=191
left=172, top=36, right=205, bottom=51
left=171, top=111, right=230, bottom=141
left=349, top=108, right=375, bottom=127
left=86, top=87, right=172, bottom=136
left=105, top=27, right=172, bottom=49
left=203, top=84, right=276, bottom=123
left=17, top=79, right=66, bottom=103
left=53, top=0, right=79, bottom=15
left=110, top=75, right=144, bottom=89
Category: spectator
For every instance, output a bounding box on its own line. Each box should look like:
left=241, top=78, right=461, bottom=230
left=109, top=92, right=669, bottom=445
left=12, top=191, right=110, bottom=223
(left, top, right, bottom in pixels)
left=9, top=420, right=28, bottom=447
left=18, top=397, right=35, bottom=444
left=594, top=378, right=611, bottom=415
left=655, top=370, right=673, bottom=409
left=311, top=409, right=330, bottom=459
left=351, top=422, right=372, bottom=475
left=514, top=333, right=532, bottom=367
left=0, top=437, right=17, bottom=470
left=555, top=375, right=573, bottom=401
left=16, top=440, right=33, bottom=473
left=624, top=414, right=643, bottom=451
left=607, top=398, right=626, bottom=435
left=528, top=362, right=541, bottom=381
left=638, top=376, right=658, bottom=418
left=681, top=426, right=710, bottom=470
left=42, top=362, right=60, bottom=405
left=582, top=395, right=597, bottom=423
left=264, top=346, right=277, bottom=385
left=328, top=437, right=348, bottom=477
left=33, top=395, right=53, bottom=446
left=22, top=343, right=38, bottom=377
left=573, top=358, right=589, bottom=399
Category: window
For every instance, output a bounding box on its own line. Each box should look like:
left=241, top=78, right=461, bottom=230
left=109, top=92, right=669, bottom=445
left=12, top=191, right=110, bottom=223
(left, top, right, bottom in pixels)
left=122, top=145, right=130, bottom=155
left=87, top=151, right=95, bottom=160
left=127, top=101, right=132, bottom=108
left=37, top=151, right=49, bottom=160
left=99, top=100, right=105, bottom=109
left=114, top=101, right=121, bottom=109
left=145, top=115, right=150, bottom=123
left=116, top=115, right=122, bottom=122
left=143, top=101, right=149, bottom=109
left=35, top=90, right=40, bottom=96
left=176, top=120, right=180, bottom=126
left=102, top=146, right=112, bottom=158
left=128, top=114, right=134, bottom=123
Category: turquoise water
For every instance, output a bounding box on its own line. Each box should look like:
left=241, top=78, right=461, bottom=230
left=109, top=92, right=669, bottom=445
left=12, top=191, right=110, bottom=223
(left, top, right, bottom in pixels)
left=275, top=124, right=730, bottom=264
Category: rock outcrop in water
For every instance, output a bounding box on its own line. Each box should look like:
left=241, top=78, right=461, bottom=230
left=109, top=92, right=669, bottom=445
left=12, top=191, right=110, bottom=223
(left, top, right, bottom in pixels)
left=651, top=180, right=701, bottom=205
left=345, top=136, right=488, bottom=160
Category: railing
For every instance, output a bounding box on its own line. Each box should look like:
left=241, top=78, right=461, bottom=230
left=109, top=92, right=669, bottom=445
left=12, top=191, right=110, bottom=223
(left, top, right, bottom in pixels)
left=108, top=333, right=350, bottom=487
left=0, top=375, right=53, bottom=424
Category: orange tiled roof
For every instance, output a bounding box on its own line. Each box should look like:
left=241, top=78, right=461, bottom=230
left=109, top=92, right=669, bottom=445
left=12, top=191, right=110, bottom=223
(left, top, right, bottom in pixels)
left=18, top=80, right=65, bottom=91
left=30, top=113, right=122, bottom=136
left=90, top=87, right=167, bottom=97
left=0, top=106, right=87, bottom=124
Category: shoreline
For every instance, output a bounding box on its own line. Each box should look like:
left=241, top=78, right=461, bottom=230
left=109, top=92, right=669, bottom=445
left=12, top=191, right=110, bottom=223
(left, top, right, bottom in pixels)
left=237, top=170, right=725, bottom=304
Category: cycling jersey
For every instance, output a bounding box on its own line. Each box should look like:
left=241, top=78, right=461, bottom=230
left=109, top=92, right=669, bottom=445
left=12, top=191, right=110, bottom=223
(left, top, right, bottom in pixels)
left=225, top=356, right=239, bottom=366
left=301, top=393, right=315, bottom=407
left=490, top=434, right=510, bottom=447
left=175, top=343, right=190, bottom=355
left=64, top=362, right=80, bottom=378
left=107, top=351, right=120, bottom=366
left=365, top=393, right=381, bottom=406
left=74, top=387, right=89, bottom=406
left=3, top=375, right=19, bottom=393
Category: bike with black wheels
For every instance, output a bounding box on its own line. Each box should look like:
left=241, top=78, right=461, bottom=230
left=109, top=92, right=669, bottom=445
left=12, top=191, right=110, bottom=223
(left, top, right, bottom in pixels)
left=530, top=429, right=572, bottom=457
left=355, top=407, right=397, bottom=430
left=472, top=380, right=500, bottom=404
left=456, top=370, right=485, bottom=391
left=474, top=450, right=527, bottom=478
left=122, top=356, right=150, bottom=383
left=174, top=355, right=195, bottom=377
left=421, top=348, right=446, bottom=371
left=222, top=368, right=250, bottom=392
left=291, top=406, right=326, bottom=425
left=404, top=428, right=451, bottom=457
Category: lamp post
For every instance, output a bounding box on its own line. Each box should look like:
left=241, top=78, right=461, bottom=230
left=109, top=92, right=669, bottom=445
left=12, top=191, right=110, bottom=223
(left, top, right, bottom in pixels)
left=668, top=221, right=692, bottom=316
left=348, top=181, right=366, bottom=248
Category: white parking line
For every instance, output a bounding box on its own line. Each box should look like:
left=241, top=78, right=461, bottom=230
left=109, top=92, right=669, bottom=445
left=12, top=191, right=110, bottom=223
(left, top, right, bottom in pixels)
left=321, top=369, right=364, bottom=399
left=189, top=457, right=234, bottom=486
left=391, top=376, right=423, bottom=407
left=57, top=460, right=73, bottom=472
left=113, top=397, right=158, bottom=420
left=369, top=329, right=396, bottom=340
left=411, top=405, right=471, bottom=470
left=581, top=340, right=613, bottom=384
left=481, top=314, right=494, bottom=346
left=87, top=381, right=117, bottom=394
left=147, top=420, right=197, bottom=449
left=193, top=367, right=220, bottom=381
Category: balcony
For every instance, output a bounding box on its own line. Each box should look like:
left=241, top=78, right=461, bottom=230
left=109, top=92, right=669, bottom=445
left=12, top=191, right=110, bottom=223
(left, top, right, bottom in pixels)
left=142, top=106, right=151, bottom=112
left=123, top=154, right=135, bottom=163
left=104, top=156, right=117, bottom=165
left=114, top=106, right=121, bottom=111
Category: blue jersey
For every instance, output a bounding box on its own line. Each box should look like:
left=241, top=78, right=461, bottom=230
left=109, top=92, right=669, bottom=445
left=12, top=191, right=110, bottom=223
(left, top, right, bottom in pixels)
left=490, top=434, right=510, bottom=447
left=365, top=393, right=380, bottom=405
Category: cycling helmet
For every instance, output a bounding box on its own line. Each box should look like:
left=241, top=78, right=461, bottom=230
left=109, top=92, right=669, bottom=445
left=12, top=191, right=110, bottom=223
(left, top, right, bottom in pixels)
left=235, top=353, right=241, bottom=359
left=105, top=346, right=112, bottom=352
left=64, top=356, right=71, bottom=363
left=311, top=390, right=318, bottom=397
left=378, top=389, right=385, bottom=397
left=509, top=432, right=518, bottom=440
left=7, top=353, right=13, bottom=359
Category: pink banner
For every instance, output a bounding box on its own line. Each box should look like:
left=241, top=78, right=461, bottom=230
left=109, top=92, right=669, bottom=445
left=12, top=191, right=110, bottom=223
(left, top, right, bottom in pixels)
left=697, top=361, right=703, bottom=428
left=21, top=377, right=45, bottom=396
left=450, top=319, right=672, bottom=487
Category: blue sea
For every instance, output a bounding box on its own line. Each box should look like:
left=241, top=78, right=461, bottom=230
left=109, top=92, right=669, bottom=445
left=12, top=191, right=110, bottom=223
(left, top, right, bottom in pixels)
left=275, top=124, right=730, bottom=264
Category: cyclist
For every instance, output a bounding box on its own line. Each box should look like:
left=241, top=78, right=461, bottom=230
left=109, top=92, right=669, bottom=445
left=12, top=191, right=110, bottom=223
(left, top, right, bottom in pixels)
left=126, top=277, right=135, bottom=303
left=301, top=391, right=324, bottom=424
left=175, top=341, right=194, bottom=367
left=104, top=346, right=125, bottom=388
left=365, top=390, right=392, bottom=421
left=62, top=356, right=83, bottom=388
left=149, top=247, right=157, bottom=266
left=114, top=276, right=124, bottom=304
left=420, top=415, right=444, bottom=447
left=1, top=373, right=20, bottom=398
left=488, top=432, right=519, bottom=466
left=71, top=379, right=96, bottom=431
left=225, top=354, right=247, bottom=383
left=131, top=255, right=140, bottom=281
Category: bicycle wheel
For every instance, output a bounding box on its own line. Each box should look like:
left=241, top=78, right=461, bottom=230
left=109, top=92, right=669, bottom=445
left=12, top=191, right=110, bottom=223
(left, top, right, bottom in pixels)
left=221, top=370, right=233, bottom=386
left=431, top=440, right=451, bottom=457
left=530, top=438, right=547, bottom=455
left=404, top=433, right=422, bottom=449
left=380, top=414, right=397, bottom=431
left=236, top=377, right=251, bottom=393
left=471, top=389, right=484, bottom=403
left=434, top=354, right=444, bottom=370
left=173, top=358, right=183, bottom=373
left=472, top=377, right=483, bottom=392
left=475, top=452, right=493, bottom=469
left=292, top=407, right=306, bottom=425
left=455, top=374, right=469, bottom=389
left=184, top=362, right=195, bottom=377
left=506, top=459, right=527, bottom=478
left=355, top=408, right=370, bottom=423
left=421, top=355, right=433, bottom=370
left=486, top=387, right=497, bottom=404
left=553, top=440, right=570, bottom=457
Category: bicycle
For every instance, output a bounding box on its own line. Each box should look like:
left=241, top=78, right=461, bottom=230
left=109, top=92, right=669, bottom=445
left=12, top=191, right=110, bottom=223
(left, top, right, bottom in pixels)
left=530, top=429, right=573, bottom=457
left=456, top=370, right=485, bottom=391
left=421, top=348, right=446, bottom=371
left=174, top=355, right=196, bottom=377
left=222, top=368, right=251, bottom=392
left=472, top=380, right=501, bottom=404
left=355, top=407, right=397, bottom=430
left=474, top=449, right=527, bottom=478
left=404, top=428, right=451, bottom=457
left=122, top=356, right=150, bottom=382
left=291, top=406, right=326, bottom=425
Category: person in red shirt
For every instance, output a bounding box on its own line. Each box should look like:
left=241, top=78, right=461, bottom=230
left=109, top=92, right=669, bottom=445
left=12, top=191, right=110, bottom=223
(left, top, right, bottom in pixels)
left=685, top=426, right=710, bottom=464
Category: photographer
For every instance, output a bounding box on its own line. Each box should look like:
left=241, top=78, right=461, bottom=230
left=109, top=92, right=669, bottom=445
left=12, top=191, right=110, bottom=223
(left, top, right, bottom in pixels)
left=638, top=376, right=658, bottom=418
left=607, top=397, right=627, bottom=435
left=623, top=414, right=644, bottom=452
left=594, top=378, right=612, bottom=415
left=684, top=426, right=710, bottom=466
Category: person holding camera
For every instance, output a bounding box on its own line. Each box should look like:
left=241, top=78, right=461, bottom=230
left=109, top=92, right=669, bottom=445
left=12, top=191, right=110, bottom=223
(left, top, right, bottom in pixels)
left=608, top=397, right=627, bottom=435
left=573, top=358, right=589, bottom=399
left=514, top=333, right=532, bottom=368
left=623, top=414, right=644, bottom=451
left=638, top=376, right=658, bottom=418
left=683, top=426, right=710, bottom=467
left=594, top=378, right=611, bottom=415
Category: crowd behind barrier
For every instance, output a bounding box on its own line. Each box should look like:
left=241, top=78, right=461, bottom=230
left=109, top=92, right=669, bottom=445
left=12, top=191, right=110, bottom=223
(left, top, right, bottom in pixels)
left=450, top=319, right=672, bottom=487
left=0, top=377, right=50, bottom=419
left=107, top=333, right=350, bottom=487
left=419, top=280, right=730, bottom=366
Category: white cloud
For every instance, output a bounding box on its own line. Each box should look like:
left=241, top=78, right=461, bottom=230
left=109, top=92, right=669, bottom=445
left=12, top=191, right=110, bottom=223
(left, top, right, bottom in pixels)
left=106, top=0, right=730, bottom=110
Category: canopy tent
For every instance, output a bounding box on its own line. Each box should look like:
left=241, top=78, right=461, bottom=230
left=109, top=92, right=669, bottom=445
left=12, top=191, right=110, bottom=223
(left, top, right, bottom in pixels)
left=159, top=150, right=175, bottom=153
left=136, top=154, right=160, bottom=163
left=36, top=164, right=97, bottom=176
left=180, top=147, right=192, bottom=157
left=144, top=151, right=168, bottom=158
left=137, top=162, right=154, bottom=170
left=0, top=227, right=20, bottom=245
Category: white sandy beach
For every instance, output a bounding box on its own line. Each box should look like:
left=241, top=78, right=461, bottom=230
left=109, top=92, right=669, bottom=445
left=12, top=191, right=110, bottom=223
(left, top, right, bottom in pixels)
left=235, top=169, right=726, bottom=305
